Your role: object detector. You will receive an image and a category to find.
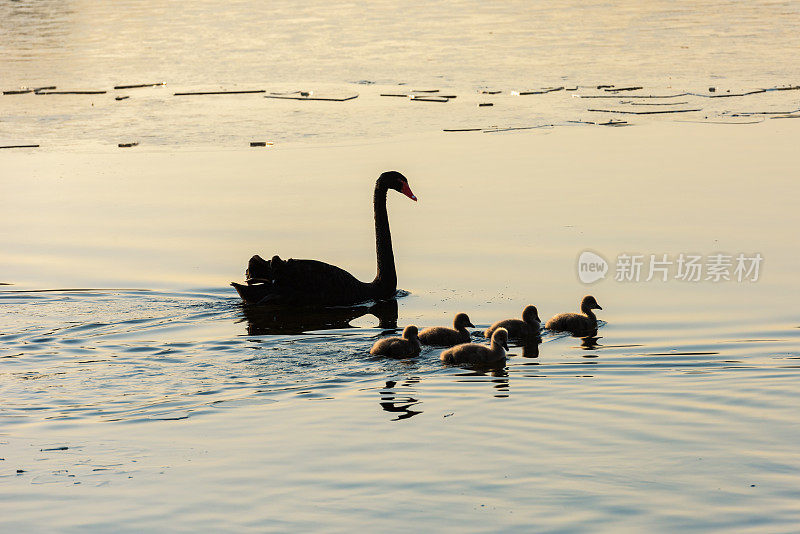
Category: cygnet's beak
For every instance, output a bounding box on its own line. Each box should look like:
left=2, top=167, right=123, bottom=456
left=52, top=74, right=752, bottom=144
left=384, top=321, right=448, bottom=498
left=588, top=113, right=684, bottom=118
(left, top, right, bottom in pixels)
left=595, top=304, right=603, bottom=310
left=400, top=182, right=417, bottom=201
left=467, top=321, right=475, bottom=328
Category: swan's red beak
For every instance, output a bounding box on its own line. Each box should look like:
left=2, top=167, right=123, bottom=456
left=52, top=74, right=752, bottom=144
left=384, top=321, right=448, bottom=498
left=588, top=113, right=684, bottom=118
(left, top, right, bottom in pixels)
left=400, top=183, right=417, bottom=201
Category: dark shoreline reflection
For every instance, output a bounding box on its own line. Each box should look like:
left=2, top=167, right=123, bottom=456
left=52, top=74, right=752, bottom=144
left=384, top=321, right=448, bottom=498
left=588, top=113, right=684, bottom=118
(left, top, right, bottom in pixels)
left=238, top=298, right=398, bottom=335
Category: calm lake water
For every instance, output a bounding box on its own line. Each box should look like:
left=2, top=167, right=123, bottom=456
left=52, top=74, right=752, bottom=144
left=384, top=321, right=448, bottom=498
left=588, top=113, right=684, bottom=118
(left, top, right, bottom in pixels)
left=2, top=1, right=800, bottom=532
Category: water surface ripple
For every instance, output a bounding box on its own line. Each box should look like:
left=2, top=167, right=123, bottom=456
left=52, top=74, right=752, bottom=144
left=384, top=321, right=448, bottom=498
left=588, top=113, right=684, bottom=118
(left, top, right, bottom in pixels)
left=3, top=288, right=798, bottom=425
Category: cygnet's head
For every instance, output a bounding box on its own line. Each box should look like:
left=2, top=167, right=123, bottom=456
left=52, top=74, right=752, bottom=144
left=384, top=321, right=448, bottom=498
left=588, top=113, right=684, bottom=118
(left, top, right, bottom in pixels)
left=402, top=325, right=419, bottom=339
left=581, top=295, right=602, bottom=312
left=522, top=305, right=540, bottom=324
left=454, top=312, right=475, bottom=329
left=491, top=328, right=509, bottom=351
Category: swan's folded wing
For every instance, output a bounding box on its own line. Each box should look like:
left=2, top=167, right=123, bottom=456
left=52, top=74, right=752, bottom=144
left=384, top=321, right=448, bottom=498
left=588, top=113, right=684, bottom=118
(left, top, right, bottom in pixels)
left=271, top=259, right=371, bottom=305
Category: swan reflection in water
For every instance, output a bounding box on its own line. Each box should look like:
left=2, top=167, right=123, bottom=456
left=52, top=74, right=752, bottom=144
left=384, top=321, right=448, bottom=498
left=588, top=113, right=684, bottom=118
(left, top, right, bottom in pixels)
left=579, top=331, right=602, bottom=351
left=239, top=298, right=398, bottom=335
left=377, top=368, right=511, bottom=421
left=520, top=336, right=541, bottom=358
left=379, top=378, right=423, bottom=421
left=454, top=367, right=510, bottom=398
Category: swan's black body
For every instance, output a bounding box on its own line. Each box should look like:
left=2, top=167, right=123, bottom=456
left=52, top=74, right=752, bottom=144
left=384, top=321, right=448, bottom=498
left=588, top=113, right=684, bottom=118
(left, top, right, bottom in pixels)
left=232, top=171, right=416, bottom=305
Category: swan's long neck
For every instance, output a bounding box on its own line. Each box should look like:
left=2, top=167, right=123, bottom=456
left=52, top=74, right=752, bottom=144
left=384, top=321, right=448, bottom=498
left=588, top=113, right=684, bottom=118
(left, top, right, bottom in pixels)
left=404, top=329, right=421, bottom=351
left=582, top=305, right=597, bottom=323
left=373, top=183, right=396, bottom=294
left=491, top=339, right=505, bottom=356
left=454, top=317, right=466, bottom=334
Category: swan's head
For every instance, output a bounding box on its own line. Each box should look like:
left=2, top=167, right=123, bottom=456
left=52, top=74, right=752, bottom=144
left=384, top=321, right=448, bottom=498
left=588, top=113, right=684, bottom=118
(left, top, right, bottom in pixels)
left=454, top=312, right=474, bottom=329
left=581, top=295, right=602, bottom=312
left=380, top=170, right=417, bottom=201
left=522, top=305, right=540, bottom=324
left=402, top=324, right=419, bottom=339
left=491, top=328, right=509, bottom=351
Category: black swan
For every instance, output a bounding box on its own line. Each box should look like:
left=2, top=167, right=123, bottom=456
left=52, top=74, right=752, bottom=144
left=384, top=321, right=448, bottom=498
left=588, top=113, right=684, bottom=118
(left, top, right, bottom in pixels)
left=231, top=171, right=416, bottom=305
left=418, top=312, right=474, bottom=346
left=545, top=295, right=602, bottom=335
left=370, top=325, right=421, bottom=357
left=440, top=328, right=509, bottom=365
left=484, top=305, right=540, bottom=340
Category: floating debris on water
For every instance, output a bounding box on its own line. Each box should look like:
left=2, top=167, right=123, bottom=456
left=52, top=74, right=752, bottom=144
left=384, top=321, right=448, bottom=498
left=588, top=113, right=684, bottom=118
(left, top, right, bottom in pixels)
left=4, top=85, right=57, bottom=94
left=250, top=141, right=273, bottom=147
left=625, top=101, right=690, bottom=106
left=483, top=124, right=553, bottom=133
left=567, top=119, right=630, bottom=127
left=692, top=89, right=766, bottom=98
left=410, top=95, right=449, bottom=102
left=118, top=142, right=139, bottom=148
left=578, top=93, right=690, bottom=99
left=36, top=90, right=107, bottom=95
left=599, top=119, right=631, bottom=126
left=174, top=90, right=266, bottom=96
left=265, top=93, right=358, bottom=101
left=677, top=119, right=764, bottom=124
left=588, top=108, right=702, bottom=115
left=4, top=81, right=799, bottom=147
left=517, top=87, right=564, bottom=95
left=605, top=86, right=643, bottom=92
left=726, top=107, right=800, bottom=116
left=114, top=82, right=165, bottom=90
left=40, top=446, right=69, bottom=451
left=382, top=90, right=454, bottom=100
